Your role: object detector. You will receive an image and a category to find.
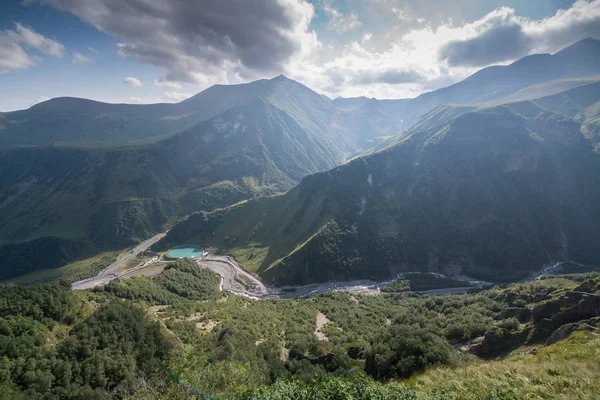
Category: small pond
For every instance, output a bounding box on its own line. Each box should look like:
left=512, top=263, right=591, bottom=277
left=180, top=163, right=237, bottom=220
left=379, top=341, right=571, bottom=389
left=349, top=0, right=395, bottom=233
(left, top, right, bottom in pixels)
left=166, top=246, right=203, bottom=259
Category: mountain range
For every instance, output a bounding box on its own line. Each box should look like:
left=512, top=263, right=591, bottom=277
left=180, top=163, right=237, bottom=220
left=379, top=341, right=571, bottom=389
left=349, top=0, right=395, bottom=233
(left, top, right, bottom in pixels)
left=2, top=38, right=600, bottom=281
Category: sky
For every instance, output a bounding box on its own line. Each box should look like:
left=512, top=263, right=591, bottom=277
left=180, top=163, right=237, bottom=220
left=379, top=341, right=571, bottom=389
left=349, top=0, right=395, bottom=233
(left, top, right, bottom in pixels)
left=0, top=0, right=599, bottom=111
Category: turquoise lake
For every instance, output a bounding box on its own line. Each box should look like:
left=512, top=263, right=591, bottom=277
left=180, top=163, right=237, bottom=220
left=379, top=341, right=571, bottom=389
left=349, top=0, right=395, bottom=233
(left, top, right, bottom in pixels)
left=166, top=246, right=203, bottom=259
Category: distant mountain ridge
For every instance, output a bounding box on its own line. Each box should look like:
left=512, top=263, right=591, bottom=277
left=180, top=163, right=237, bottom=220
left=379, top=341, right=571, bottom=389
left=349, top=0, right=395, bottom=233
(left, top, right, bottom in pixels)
left=389, top=37, right=600, bottom=129
left=2, top=38, right=598, bottom=149
left=156, top=80, right=600, bottom=285
left=0, top=82, right=361, bottom=279
left=2, top=37, right=600, bottom=281
left=0, top=74, right=398, bottom=151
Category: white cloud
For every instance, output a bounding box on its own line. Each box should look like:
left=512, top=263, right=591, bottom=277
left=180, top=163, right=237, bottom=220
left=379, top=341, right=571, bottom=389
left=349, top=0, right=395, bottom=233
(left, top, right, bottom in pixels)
left=28, top=0, right=600, bottom=100
left=390, top=6, right=426, bottom=23
left=0, top=40, right=33, bottom=73
left=38, top=0, right=319, bottom=86
left=127, top=91, right=191, bottom=104
left=154, top=79, right=182, bottom=89
left=127, top=96, right=160, bottom=104
left=9, top=23, right=65, bottom=57
left=30, top=96, right=51, bottom=106
left=72, top=52, right=92, bottom=64
left=163, top=91, right=192, bottom=102
left=88, top=46, right=98, bottom=54
left=124, top=76, right=143, bottom=87
left=437, top=1, right=600, bottom=67
left=391, top=6, right=409, bottom=21
left=0, top=22, right=65, bottom=73
left=324, top=4, right=362, bottom=33
left=287, top=0, right=600, bottom=99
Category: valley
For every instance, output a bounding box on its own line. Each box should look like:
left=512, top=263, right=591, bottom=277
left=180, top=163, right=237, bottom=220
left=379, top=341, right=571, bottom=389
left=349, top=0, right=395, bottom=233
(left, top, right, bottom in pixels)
left=3, top=256, right=600, bottom=399
left=2, top=39, right=600, bottom=284
left=3, top=0, right=600, bottom=396
left=70, top=232, right=166, bottom=290
left=73, top=227, right=583, bottom=303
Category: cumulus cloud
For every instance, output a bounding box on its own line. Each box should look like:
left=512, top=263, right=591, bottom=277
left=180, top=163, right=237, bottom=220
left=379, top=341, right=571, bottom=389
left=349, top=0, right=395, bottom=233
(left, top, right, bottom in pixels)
left=72, top=51, right=92, bottom=64
left=26, top=0, right=600, bottom=100
left=0, top=40, right=33, bottom=73
left=324, top=3, right=362, bottom=32
left=37, top=0, right=319, bottom=85
left=127, top=96, right=159, bottom=104
left=440, top=1, right=600, bottom=67
left=313, top=39, right=434, bottom=99
left=299, top=0, right=600, bottom=99
left=124, top=77, right=143, bottom=87
left=8, top=23, right=65, bottom=57
left=353, top=69, right=423, bottom=85
left=154, top=79, right=182, bottom=89
left=391, top=5, right=424, bottom=23
left=127, top=91, right=191, bottom=104
left=163, top=91, right=192, bottom=101
left=30, top=96, right=51, bottom=106
left=0, top=22, right=65, bottom=73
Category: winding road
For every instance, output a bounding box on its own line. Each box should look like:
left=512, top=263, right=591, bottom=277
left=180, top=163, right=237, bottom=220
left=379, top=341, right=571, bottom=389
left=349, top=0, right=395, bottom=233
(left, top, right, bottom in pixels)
left=71, top=233, right=490, bottom=298
left=73, top=232, right=568, bottom=300
left=71, top=232, right=166, bottom=290
left=196, top=254, right=269, bottom=299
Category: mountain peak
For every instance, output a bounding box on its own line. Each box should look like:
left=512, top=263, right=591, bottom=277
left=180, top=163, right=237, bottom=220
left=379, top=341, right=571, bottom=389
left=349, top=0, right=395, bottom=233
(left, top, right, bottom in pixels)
left=270, top=74, right=291, bottom=81
left=578, top=37, right=599, bottom=44
left=554, top=37, right=600, bottom=56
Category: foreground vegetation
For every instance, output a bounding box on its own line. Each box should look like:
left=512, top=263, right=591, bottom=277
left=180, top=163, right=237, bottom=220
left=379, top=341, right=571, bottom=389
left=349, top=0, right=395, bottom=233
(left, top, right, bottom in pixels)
left=381, top=274, right=475, bottom=293
left=0, top=261, right=598, bottom=398
left=3, top=252, right=117, bottom=285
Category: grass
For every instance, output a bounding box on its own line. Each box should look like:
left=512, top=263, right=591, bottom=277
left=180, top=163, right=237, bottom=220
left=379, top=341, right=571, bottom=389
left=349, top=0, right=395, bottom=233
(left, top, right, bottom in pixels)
left=381, top=274, right=474, bottom=293
left=120, top=262, right=168, bottom=278
left=124, top=258, right=142, bottom=271
left=3, top=252, right=117, bottom=285
left=408, top=330, right=600, bottom=399
left=226, top=245, right=270, bottom=273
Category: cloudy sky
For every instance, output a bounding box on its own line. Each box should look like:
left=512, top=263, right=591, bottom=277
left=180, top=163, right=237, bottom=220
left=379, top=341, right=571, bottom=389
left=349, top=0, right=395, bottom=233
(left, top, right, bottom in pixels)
left=1, top=0, right=599, bottom=111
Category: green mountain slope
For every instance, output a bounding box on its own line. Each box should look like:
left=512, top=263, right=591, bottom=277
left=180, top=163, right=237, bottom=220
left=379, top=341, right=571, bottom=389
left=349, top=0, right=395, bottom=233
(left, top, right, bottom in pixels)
left=0, top=75, right=400, bottom=151
left=0, top=97, right=353, bottom=279
left=372, top=80, right=600, bottom=155
left=2, top=39, right=598, bottom=151
left=4, top=39, right=600, bottom=282
left=2, top=260, right=600, bottom=399
left=393, top=38, right=600, bottom=130
left=157, top=84, right=600, bottom=285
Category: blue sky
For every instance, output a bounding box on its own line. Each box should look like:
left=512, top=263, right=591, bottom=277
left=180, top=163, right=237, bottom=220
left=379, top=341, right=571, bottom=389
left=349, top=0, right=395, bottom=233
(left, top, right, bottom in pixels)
left=0, top=0, right=598, bottom=111
left=0, top=0, right=186, bottom=110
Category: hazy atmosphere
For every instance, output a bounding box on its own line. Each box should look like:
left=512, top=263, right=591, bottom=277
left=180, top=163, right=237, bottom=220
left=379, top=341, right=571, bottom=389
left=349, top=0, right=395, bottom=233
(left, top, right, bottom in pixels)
left=2, top=0, right=600, bottom=110
left=1, top=1, right=600, bottom=399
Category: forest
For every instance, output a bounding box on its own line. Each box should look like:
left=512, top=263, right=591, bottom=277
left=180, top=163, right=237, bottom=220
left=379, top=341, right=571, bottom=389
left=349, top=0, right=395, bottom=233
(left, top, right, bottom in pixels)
left=0, top=259, right=599, bottom=399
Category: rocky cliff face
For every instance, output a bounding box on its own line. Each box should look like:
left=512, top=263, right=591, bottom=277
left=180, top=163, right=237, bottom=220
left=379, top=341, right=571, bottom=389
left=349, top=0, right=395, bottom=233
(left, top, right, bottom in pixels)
left=466, top=277, right=600, bottom=357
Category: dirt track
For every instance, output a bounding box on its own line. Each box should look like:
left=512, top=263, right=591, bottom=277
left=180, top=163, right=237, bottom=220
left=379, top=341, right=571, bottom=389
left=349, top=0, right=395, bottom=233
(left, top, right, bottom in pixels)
left=196, top=254, right=269, bottom=299
left=71, top=232, right=165, bottom=290
left=71, top=232, right=488, bottom=298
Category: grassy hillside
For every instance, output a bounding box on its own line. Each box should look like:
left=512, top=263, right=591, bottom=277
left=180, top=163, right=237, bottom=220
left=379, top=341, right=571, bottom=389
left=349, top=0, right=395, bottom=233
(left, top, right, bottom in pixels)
left=1, top=264, right=599, bottom=399
left=157, top=84, right=600, bottom=285
left=407, top=330, right=600, bottom=399
left=393, top=38, right=600, bottom=130
left=0, top=76, right=329, bottom=148
left=0, top=97, right=352, bottom=279
left=0, top=75, right=419, bottom=280
left=0, top=75, right=401, bottom=152
left=3, top=252, right=117, bottom=285
left=4, top=40, right=600, bottom=283
left=239, top=330, right=600, bottom=400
